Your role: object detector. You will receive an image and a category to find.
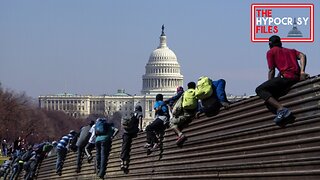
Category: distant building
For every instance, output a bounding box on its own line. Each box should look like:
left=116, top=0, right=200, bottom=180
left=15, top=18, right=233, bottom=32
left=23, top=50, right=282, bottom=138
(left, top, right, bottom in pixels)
left=287, top=17, right=303, bottom=37
left=38, top=26, right=248, bottom=127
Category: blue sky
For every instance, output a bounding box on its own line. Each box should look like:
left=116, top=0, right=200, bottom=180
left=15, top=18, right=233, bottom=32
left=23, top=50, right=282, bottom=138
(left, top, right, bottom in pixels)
left=0, top=0, right=319, bottom=98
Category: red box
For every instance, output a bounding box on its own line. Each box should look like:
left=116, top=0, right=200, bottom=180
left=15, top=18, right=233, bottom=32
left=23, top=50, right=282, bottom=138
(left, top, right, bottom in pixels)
left=251, top=3, right=314, bottom=42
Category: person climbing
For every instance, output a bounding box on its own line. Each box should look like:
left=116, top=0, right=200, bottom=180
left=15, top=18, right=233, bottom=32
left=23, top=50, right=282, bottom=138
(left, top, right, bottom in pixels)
left=255, top=35, right=308, bottom=127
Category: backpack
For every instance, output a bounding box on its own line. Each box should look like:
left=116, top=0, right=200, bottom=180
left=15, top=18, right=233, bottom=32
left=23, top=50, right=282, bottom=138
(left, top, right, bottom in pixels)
left=43, top=144, right=53, bottom=153
left=33, top=143, right=44, bottom=154
left=122, top=113, right=138, bottom=130
left=157, top=103, right=169, bottom=117
left=121, top=113, right=137, bottom=129
left=182, top=89, right=197, bottom=110
left=95, top=119, right=108, bottom=136
left=69, top=135, right=78, bottom=152
left=195, top=76, right=213, bottom=100
left=172, top=96, right=183, bottom=117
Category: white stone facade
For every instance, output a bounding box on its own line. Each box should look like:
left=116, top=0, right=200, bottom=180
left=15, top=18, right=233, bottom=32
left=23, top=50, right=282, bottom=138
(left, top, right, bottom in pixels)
left=38, top=90, right=163, bottom=127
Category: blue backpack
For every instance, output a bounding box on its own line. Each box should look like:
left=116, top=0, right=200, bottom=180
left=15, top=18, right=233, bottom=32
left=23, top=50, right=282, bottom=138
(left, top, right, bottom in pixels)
left=95, top=118, right=108, bottom=136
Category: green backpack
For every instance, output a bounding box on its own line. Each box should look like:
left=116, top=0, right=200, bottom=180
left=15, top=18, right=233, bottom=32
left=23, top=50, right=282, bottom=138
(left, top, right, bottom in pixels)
left=182, top=89, right=197, bottom=110
left=195, top=76, right=213, bottom=100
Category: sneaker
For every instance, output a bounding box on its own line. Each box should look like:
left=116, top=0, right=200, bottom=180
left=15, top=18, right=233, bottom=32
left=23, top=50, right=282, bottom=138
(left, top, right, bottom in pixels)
left=75, top=168, right=81, bottom=173
left=176, top=134, right=187, bottom=146
left=87, top=155, right=93, bottom=163
left=144, top=143, right=152, bottom=149
left=274, top=108, right=292, bottom=127
left=120, top=160, right=125, bottom=170
left=277, top=113, right=296, bottom=128
left=56, top=170, right=62, bottom=176
left=123, top=168, right=129, bottom=174
left=151, top=143, right=159, bottom=151
left=124, top=160, right=129, bottom=169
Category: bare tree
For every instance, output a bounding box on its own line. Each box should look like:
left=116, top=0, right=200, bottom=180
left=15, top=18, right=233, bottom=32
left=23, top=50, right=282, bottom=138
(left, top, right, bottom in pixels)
left=0, top=83, right=87, bottom=144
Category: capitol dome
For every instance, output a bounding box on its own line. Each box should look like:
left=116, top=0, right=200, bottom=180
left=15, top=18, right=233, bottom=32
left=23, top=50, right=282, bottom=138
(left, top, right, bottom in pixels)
left=287, top=18, right=303, bottom=37
left=141, top=25, right=184, bottom=95
left=149, top=48, right=177, bottom=61
left=287, top=27, right=303, bottom=37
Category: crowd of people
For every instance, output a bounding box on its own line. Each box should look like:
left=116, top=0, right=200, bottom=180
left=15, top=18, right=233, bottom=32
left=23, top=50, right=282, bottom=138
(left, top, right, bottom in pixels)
left=0, top=35, right=309, bottom=179
left=0, top=137, right=55, bottom=180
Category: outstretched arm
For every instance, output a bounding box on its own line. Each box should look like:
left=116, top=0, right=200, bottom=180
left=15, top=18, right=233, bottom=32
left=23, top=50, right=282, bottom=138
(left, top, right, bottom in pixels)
left=298, top=53, right=306, bottom=72
left=298, top=53, right=309, bottom=80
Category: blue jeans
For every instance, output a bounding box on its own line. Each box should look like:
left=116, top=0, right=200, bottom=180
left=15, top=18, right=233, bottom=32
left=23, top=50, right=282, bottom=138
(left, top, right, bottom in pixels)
left=96, top=140, right=112, bottom=178
left=76, top=146, right=85, bottom=170
left=9, top=162, right=23, bottom=180
left=2, top=147, right=7, bottom=156
left=212, top=79, right=228, bottom=103
left=56, top=148, right=67, bottom=173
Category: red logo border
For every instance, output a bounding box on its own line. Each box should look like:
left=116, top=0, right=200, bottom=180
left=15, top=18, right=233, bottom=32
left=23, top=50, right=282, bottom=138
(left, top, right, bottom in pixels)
left=251, top=3, right=314, bottom=42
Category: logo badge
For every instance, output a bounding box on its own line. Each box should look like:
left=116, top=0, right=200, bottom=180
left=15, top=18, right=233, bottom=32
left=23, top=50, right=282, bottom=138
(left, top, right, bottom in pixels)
left=251, top=3, right=314, bottom=42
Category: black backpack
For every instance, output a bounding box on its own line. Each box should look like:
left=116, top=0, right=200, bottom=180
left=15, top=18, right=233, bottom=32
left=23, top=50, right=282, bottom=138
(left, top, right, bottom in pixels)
left=123, top=113, right=139, bottom=130
left=68, top=134, right=78, bottom=152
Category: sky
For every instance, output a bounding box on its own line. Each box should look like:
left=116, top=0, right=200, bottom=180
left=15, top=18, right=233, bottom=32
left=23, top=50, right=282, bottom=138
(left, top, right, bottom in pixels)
left=0, top=0, right=319, bottom=98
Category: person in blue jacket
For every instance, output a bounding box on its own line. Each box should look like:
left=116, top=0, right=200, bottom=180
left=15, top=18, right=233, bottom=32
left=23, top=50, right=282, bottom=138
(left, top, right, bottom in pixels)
left=55, top=130, right=77, bottom=176
left=144, top=94, right=170, bottom=153
left=95, top=118, right=119, bottom=179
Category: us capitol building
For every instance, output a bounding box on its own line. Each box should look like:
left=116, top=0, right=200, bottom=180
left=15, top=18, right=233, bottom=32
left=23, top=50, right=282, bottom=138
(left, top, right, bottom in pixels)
left=38, top=26, right=246, bottom=127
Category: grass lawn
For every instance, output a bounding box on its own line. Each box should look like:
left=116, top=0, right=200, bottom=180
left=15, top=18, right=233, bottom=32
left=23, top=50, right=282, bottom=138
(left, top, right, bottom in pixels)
left=0, top=156, right=9, bottom=164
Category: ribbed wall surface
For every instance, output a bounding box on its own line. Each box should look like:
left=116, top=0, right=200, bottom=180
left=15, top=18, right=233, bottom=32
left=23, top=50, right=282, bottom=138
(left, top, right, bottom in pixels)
left=35, top=75, right=320, bottom=180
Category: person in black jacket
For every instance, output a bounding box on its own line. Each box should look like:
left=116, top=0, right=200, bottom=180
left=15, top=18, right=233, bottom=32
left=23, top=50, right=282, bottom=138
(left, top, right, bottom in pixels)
left=164, top=86, right=184, bottom=110
left=120, top=105, right=143, bottom=173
